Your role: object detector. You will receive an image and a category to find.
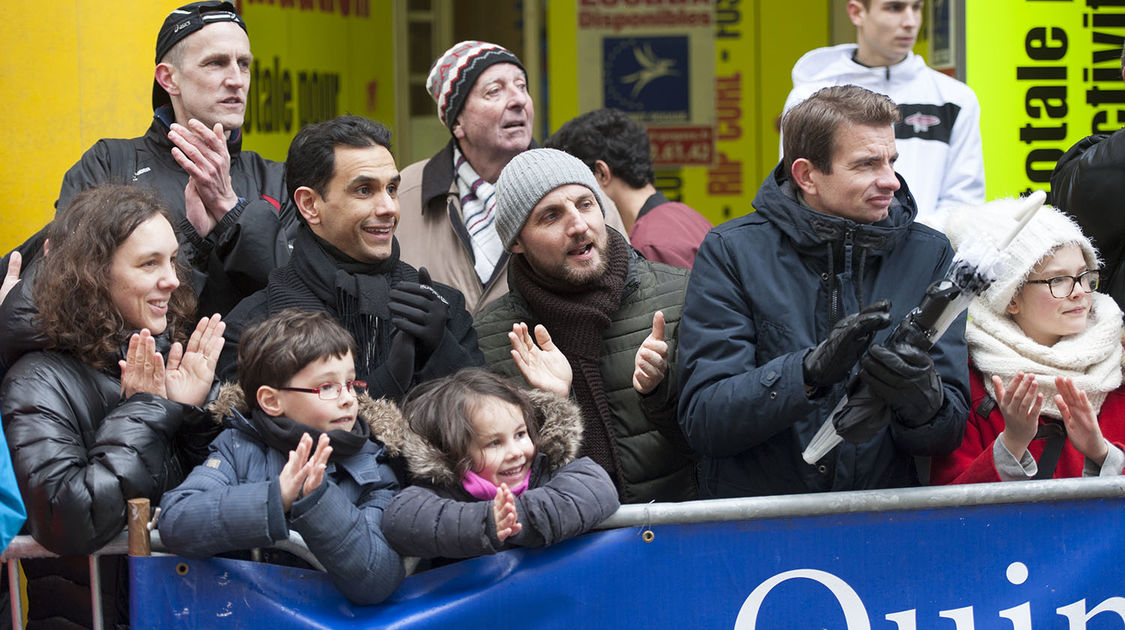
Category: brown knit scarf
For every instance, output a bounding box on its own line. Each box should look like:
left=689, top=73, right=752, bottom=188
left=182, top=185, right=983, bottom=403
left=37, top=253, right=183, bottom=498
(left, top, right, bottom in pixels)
left=509, top=229, right=630, bottom=486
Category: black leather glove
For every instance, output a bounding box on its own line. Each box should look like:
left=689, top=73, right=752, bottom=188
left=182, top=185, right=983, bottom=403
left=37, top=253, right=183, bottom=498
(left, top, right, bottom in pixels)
left=858, top=343, right=944, bottom=427
left=385, top=329, right=416, bottom=392
left=389, top=267, right=449, bottom=355
left=803, top=300, right=892, bottom=389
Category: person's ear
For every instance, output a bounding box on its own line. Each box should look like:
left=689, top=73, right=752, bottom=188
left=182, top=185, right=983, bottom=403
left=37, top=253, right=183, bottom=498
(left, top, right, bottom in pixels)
left=593, top=160, right=613, bottom=187
left=451, top=118, right=466, bottom=141
left=154, top=63, right=179, bottom=99
left=790, top=158, right=819, bottom=196
left=257, top=385, right=284, bottom=417
left=510, top=236, right=525, bottom=255
left=1006, top=296, right=1021, bottom=316
left=294, top=187, right=320, bottom=225
left=846, top=0, right=866, bottom=28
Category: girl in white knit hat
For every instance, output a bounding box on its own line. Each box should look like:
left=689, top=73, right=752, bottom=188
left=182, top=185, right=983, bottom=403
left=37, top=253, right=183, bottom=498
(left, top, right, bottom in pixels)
left=931, top=197, right=1125, bottom=483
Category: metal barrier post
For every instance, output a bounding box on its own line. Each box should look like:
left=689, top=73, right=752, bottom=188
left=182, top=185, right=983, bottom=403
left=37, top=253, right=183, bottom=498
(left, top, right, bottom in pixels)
left=88, top=555, right=103, bottom=630
left=8, top=560, right=21, bottom=630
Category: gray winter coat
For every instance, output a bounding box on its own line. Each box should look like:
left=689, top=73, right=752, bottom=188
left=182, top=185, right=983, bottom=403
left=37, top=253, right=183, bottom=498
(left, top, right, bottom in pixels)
left=376, top=390, right=619, bottom=559
left=158, top=386, right=405, bottom=606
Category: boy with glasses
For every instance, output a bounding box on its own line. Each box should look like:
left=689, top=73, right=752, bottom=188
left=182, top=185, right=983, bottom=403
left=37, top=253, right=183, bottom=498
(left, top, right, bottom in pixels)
left=159, top=308, right=405, bottom=605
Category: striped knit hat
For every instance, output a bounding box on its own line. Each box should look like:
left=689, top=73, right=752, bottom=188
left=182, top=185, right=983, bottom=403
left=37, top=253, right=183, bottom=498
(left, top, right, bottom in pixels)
left=495, top=148, right=609, bottom=250
left=426, top=41, right=525, bottom=128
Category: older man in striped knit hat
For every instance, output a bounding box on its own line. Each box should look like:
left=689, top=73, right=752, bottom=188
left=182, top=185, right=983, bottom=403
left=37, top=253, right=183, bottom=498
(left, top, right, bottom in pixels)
left=396, top=40, right=626, bottom=315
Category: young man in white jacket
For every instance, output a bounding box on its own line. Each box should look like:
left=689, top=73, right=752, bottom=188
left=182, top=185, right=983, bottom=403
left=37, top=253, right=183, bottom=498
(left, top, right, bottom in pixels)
left=781, top=0, right=984, bottom=230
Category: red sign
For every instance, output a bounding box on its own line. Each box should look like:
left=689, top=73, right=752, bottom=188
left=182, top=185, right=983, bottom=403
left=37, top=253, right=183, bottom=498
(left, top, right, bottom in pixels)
left=648, top=126, right=713, bottom=166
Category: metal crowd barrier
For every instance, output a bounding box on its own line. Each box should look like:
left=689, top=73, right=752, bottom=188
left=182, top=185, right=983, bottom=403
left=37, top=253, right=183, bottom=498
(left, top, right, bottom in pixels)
left=3, top=476, right=1124, bottom=629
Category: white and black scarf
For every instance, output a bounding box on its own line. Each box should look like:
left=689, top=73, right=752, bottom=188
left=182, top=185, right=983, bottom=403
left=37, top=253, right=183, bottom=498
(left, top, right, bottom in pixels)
left=453, top=146, right=504, bottom=284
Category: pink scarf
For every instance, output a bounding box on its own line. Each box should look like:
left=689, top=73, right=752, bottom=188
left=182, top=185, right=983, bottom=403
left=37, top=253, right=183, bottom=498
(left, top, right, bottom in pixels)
left=461, top=469, right=530, bottom=501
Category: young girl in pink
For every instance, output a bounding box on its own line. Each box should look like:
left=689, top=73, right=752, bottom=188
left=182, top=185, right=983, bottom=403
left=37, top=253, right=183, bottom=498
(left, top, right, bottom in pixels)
left=379, top=368, right=619, bottom=559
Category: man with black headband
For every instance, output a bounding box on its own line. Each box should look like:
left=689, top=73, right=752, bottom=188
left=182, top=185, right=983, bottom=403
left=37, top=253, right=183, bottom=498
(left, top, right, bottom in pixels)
left=54, top=1, right=295, bottom=316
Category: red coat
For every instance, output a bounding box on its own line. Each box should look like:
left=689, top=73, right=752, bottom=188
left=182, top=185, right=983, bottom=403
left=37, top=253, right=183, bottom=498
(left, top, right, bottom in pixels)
left=931, top=366, right=1125, bottom=484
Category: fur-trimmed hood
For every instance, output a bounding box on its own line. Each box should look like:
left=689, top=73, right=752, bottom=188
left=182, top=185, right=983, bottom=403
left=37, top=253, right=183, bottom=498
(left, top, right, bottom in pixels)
left=364, top=388, right=584, bottom=487
left=207, top=382, right=403, bottom=457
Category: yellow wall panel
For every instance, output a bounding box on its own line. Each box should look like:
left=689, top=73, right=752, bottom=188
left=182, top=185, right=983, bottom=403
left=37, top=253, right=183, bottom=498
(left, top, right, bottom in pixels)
left=0, top=2, right=180, bottom=252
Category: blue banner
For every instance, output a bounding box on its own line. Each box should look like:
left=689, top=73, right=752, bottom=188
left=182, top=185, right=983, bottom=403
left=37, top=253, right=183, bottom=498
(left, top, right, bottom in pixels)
left=131, top=496, right=1125, bottom=628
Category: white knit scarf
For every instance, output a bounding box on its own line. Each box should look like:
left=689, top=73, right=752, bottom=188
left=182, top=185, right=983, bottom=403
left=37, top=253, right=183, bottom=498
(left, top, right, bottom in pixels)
left=453, top=146, right=504, bottom=284
left=967, top=292, right=1124, bottom=418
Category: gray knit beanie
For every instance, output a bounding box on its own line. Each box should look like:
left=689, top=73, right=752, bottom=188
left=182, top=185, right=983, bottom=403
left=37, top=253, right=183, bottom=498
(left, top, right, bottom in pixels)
left=495, top=148, right=609, bottom=250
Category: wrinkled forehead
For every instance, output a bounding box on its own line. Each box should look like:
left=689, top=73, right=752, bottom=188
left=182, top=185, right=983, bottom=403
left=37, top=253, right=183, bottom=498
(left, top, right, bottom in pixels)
left=469, top=62, right=527, bottom=91
left=830, top=122, right=896, bottom=160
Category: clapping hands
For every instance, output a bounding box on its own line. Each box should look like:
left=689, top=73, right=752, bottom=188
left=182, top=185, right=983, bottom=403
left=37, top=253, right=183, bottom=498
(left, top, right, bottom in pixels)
left=170, top=120, right=239, bottom=236
left=280, top=433, right=333, bottom=512
left=119, top=314, right=225, bottom=407
left=492, top=483, right=522, bottom=542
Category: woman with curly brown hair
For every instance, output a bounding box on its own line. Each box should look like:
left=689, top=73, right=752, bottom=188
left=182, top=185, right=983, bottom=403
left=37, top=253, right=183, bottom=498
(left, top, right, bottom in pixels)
left=0, top=184, right=225, bottom=627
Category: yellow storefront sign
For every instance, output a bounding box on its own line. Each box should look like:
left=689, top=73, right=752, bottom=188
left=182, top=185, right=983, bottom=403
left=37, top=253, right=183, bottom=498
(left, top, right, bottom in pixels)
left=967, top=1, right=1125, bottom=198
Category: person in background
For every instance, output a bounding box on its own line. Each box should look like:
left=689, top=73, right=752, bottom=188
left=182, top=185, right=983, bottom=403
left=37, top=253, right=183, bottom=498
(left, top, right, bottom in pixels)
left=379, top=368, right=618, bottom=562
left=932, top=198, right=1125, bottom=483
left=0, top=185, right=225, bottom=627
left=160, top=309, right=404, bottom=605
left=547, top=108, right=712, bottom=269
left=2, top=1, right=296, bottom=318
left=397, top=40, right=627, bottom=314
left=1049, top=45, right=1125, bottom=311
left=781, top=0, right=984, bottom=230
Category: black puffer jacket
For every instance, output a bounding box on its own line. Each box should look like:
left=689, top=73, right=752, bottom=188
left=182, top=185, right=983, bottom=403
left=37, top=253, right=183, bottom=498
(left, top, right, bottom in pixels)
left=377, top=390, right=619, bottom=560
left=0, top=309, right=219, bottom=626
left=1050, top=131, right=1125, bottom=310
left=51, top=108, right=296, bottom=317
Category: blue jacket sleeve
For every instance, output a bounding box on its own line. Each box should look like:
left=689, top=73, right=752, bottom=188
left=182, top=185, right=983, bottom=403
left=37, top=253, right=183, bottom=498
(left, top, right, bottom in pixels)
left=158, top=433, right=289, bottom=556
left=677, top=231, right=820, bottom=457
left=0, top=415, right=25, bottom=552
left=288, top=474, right=405, bottom=606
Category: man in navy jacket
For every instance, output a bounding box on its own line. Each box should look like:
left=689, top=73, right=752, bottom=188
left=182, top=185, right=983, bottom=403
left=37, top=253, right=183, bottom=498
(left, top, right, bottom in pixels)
left=678, top=85, right=968, bottom=498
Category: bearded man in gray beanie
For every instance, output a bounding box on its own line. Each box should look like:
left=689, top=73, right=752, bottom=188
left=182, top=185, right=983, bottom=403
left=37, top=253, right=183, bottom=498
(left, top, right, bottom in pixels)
left=473, top=148, right=697, bottom=504
left=395, top=41, right=627, bottom=315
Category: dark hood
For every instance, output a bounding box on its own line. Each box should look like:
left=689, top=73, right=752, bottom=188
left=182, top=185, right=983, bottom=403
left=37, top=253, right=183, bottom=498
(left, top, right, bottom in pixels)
left=753, top=162, right=918, bottom=257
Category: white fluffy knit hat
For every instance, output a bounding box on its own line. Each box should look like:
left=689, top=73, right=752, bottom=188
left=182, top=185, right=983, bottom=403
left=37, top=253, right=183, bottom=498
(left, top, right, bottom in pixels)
left=944, top=195, right=1100, bottom=316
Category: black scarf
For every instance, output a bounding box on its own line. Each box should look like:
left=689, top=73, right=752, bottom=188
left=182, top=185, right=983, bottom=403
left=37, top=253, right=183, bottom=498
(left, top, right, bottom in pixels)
left=245, top=407, right=371, bottom=462
left=267, top=225, right=408, bottom=378
left=509, top=229, right=630, bottom=485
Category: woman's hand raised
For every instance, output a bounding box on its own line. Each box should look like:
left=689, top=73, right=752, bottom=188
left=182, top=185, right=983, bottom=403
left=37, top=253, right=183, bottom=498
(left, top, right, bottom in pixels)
left=120, top=329, right=167, bottom=399
left=165, top=314, right=225, bottom=407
